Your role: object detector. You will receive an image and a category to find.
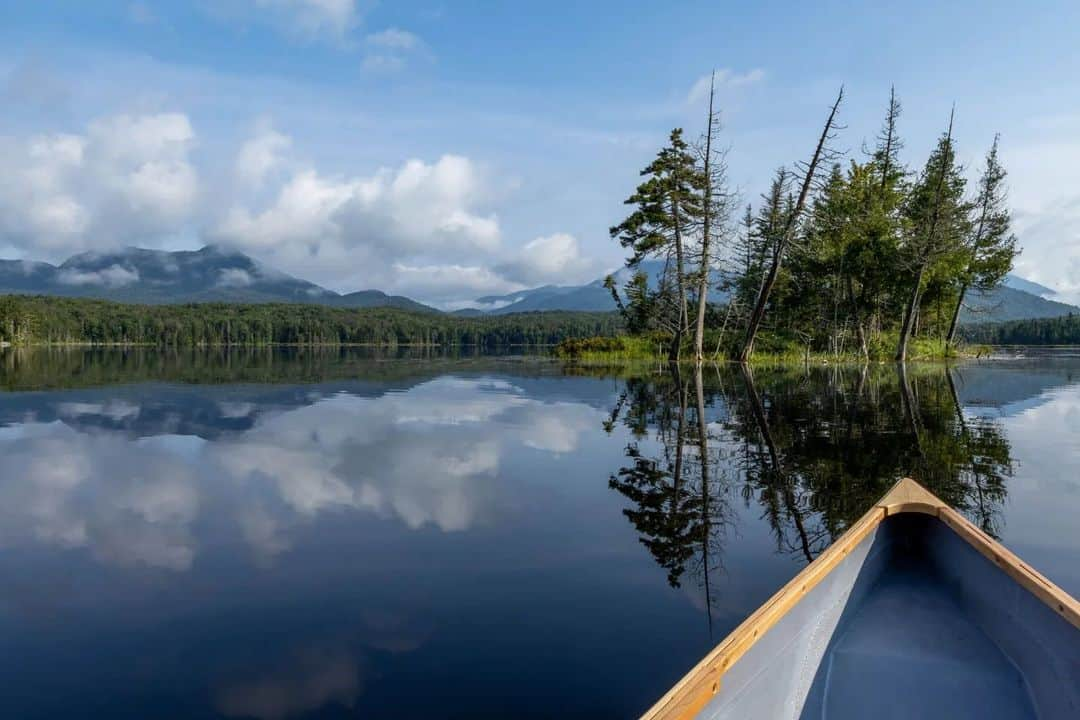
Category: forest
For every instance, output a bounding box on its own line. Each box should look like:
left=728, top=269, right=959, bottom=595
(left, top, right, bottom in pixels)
left=0, top=295, right=621, bottom=348
left=606, top=80, right=1018, bottom=362
left=961, top=314, right=1080, bottom=345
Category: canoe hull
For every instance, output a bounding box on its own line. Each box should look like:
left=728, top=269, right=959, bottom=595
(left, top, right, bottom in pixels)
left=643, top=479, right=1080, bottom=720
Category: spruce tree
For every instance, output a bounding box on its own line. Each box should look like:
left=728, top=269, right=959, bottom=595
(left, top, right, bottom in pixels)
left=610, top=128, right=706, bottom=361
left=945, top=135, right=1017, bottom=342
left=896, top=111, right=972, bottom=361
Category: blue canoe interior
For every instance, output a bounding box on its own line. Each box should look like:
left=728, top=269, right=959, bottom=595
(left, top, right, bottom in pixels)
left=643, top=479, right=1080, bottom=720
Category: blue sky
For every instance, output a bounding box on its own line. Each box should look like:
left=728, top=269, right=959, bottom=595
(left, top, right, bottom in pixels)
left=1, top=0, right=1079, bottom=305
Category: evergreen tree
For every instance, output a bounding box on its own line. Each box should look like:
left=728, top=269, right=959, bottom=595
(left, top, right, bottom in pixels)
left=610, top=128, right=706, bottom=360
left=945, top=135, right=1017, bottom=342
left=895, top=112, right=972, bottom=361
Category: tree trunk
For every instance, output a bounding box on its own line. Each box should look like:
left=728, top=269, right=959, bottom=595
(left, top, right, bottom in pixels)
left=897, top=110, right=955, bottom=363
left=895, top=264, right=925, bottom=362
left=856, top=321, right=869, bottom=360
left=739, top=87, right=843, bottom=363
left=671, top=195, right=687, bottom=364
left=946, top=281, right=968, bottom=345
left=695, top=74, right=717, bottom=364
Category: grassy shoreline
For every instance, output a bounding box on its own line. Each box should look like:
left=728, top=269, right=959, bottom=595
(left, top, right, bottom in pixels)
left=553, top=334, right=991, bottom=364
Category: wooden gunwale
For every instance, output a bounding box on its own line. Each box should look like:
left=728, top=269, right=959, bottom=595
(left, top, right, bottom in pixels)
left=640, top=477, right=1080, bottom=720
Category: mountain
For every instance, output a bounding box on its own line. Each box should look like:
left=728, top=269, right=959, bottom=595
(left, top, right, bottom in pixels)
left=5, top=246, right=1074, bottom=325
left=465, top=265, right=1078, bottom=324
left=961, top=284, right=1078, bottom=324
left=1003, top=274, right=1059, bottom=299
left=476, top=281, right=616, bottom=314
left=0, top=246, right=438, bottom=312
left=333, top=290, right=436, bottom=313
left=471, top=260, right=727, bottom=314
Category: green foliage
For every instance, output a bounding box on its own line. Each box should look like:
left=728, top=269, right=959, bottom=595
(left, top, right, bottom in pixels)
left=606, top=89, right=1019, bottom=361
left=554, top=334, right=662, bottom=361
left=0, top=295, right=623, bottom=348
left=962, top=313, right=1080, bottom=345
left=609, top=128, right=708, bottom=346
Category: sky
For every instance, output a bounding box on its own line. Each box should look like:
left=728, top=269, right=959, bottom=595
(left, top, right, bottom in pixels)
left=1, top=0, right=1079, bottom=307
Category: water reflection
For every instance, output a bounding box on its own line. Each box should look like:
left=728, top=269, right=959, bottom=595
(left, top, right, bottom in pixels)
left=606, top=362, right=1016, bottom=600
left=0, top=376, right=603, bottom=572
left=0, top=349, right=1075, bottom=719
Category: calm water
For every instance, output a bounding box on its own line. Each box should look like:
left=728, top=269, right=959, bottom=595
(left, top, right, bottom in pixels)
left=0, top=348, right=1078, bottom=719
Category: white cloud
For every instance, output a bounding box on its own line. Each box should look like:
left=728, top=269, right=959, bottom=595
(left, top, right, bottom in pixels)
left=390, top=263, right=522, bottom=305
left=215, top=135, right=503, bottom=297
left=362, top=28, right=428, bottom=72
left=366, top=28, right=421, bottom=51
left=235, top=122, right=291, bottom=188
left=0, top=110, right=590, bottom=304
left=217, top=268, right=256, bottom=288
left=1001, top=130, right=1080, bottom=303
left=57, top=264, right=141, bottom=287
left=0, top=112, right=197, bottom=258
left=687, top=68, right=766, bottom=104
left=495, top=232, right=594, bottom=286
left=251, top=0, right=360, bottom=42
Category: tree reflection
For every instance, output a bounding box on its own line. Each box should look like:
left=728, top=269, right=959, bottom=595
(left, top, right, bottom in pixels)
left=607, top=362, right=1015, bottom=590
left=607, top=365, right=732, bottom=626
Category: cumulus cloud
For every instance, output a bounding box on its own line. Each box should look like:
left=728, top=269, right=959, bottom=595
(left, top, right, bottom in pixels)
left=57, top=264, right=141, bottom=287
left=389, top=262, right=523, bottom=305
left=235, top=122, right=291, bottom=188
left=686, top=68, right=766, bottom=104
left=0, top=112, right=197, bottom=259
left=214, top=135, right=504, bottom=297
left=0, top=112, right=587, bottom=304
left=1001, top=128, right=1080, bottom=303
left=494, top=232, right=595, bottom=286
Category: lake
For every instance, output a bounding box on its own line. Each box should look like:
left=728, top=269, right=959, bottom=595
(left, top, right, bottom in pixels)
left=0, top=348, right=1078, bottom=719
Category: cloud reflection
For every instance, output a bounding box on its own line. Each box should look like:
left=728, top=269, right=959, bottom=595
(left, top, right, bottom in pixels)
left=0, top=377, right=604, bottom=570
left=216, top=649, right=362, bottom=720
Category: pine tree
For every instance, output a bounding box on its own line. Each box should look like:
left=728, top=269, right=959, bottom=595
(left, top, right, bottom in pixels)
left=611, top=128, right=706, bottom=361
left=896, top=111, right=972, bottom=361
left=945, top=135, right=1017, bottom=342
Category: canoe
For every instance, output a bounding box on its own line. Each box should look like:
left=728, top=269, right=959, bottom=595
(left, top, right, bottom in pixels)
left=643, top=478, right=1080, bottom=720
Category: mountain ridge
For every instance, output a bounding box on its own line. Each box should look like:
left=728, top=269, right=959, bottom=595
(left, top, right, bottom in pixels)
left=464, top=264, right=1078, bottom=325
left=2, top=247, right=1075, bottom=326
left=0, top=246, right=438, bottom=313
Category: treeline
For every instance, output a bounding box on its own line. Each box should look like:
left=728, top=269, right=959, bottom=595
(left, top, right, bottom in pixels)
left=0, top=295, right=622, bottom=347
left=608, top=81, right=1017, bottom=362
left=961, top=314, right=1080, bottom=345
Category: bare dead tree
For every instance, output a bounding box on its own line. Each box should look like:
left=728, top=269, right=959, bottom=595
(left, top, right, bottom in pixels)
left=738, top=87, right=845, bottom=362
left=692, top=71, right=734, bottom=363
